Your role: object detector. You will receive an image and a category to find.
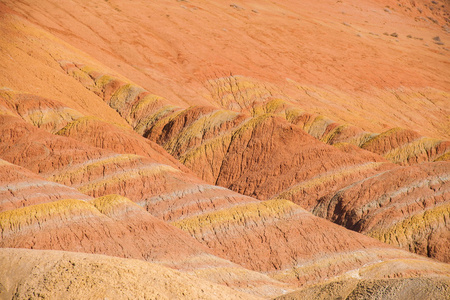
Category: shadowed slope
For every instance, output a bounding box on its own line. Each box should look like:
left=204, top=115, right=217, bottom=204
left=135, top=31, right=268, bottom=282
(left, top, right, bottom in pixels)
left=314, top=162, right=450, bottom=262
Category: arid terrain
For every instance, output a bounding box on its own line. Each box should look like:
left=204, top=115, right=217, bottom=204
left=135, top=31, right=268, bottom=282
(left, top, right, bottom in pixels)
left=0, top=0, right=449, bottom=299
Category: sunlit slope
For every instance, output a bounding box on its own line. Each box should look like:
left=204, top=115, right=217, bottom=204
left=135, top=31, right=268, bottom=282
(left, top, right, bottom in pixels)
left=0, top=248, right=261, bottom=300
left=1, top=115, right=447, bottom=291
left=0, top=0, right=449, bottom=298
left=49, top=64, right=449, bottom=262
left=0, top=155, right=292, bottom=297
left=0, top=159, right=91, bottom=212
left=0, top=7, right=130, bottom=128
left=276, top=276, right=450, bottom=300
left=2, top=0, right=449, bottom=139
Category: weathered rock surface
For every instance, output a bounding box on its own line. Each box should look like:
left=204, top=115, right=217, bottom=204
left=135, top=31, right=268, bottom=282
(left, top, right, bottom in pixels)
left=277, top=277, right=450, bottom=300
left=56, top=62, right=448, bottom=249
left=314, top=162, right=450, bottom=262
left=0, top=196, right=206, bottom=261
left=0, top=117, right=295, bottom=296
left=0, top=248, right=260, bottom=300
left=0, top=114, right=259, bottom=222
left=173, top=198, right=449, bottom=285
left=56, top=115, right=190, bottom=172
left=0, top=194, right=292, bottom=297
left=211, top=115, right=391, bottom=202
left=3, top=0, right=449, bottom=139
left=0, top=159, right=91, bottom=213
left=360, top=127, right=449, bottom=165
left=1, top=114, right=446, bottom=292
left=0, top=89, right=84, bottom=133
left=0, top=0, right=449, bottom=298
left=60, top=62, right=449, bottom=170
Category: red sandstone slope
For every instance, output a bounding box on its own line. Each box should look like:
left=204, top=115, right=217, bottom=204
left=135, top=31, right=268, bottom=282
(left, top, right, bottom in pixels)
left=0, top=159, right=91, bottom=212
left=2, top=0, right=449, bottom=139
left=51, top=64, right=448, bottom=262
left=171, top=198, right=450, bottom=285
left=52, top=59, right=448, bottom=192
left=0, top=88, right=186, bottom=170
left=314, top=162, right=450, bottom=263
left=0, top=198, right=293, bottom=297
left=0, top=0, right=449, bottom=298
left=0, top=157, right=292, bottom=297
left=0, top=114, right=259, bottom=223
left=0, top=114, right=448, bottom=291
left=55, top=60, right=448, bottom=263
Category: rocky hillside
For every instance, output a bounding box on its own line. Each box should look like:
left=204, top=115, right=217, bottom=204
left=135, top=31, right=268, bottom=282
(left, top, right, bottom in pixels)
left=0, top=0, right=448, bottom=299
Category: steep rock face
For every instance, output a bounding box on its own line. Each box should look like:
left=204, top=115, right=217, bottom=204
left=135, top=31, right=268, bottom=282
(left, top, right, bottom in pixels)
left=314, top=162, right=450, bottom=262
left=0, top=159, right=91, bottom=213
left=0, top=248, right=260, bottom=300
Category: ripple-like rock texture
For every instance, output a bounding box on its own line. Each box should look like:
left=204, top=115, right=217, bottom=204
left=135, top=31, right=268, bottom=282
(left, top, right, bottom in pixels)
left=0, top=0, right=449, bottom=298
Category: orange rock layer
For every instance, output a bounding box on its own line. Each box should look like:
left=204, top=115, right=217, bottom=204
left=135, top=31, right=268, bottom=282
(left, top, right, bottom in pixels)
left=0, top=0, right=449, bottom=298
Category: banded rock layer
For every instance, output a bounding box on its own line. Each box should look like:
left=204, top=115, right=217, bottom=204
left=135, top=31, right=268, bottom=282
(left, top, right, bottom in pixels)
left=0, top=0, right=449, bottom=298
